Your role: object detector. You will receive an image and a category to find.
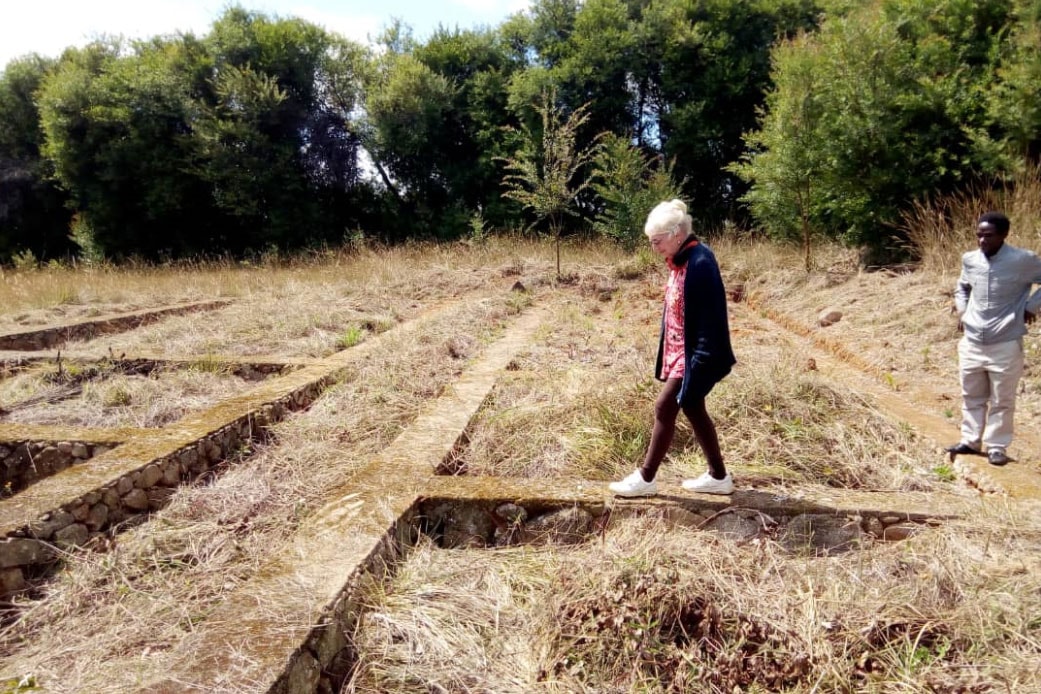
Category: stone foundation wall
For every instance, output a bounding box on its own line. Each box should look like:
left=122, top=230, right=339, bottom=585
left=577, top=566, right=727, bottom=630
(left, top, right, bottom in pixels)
left=420, top=498, right=933, bottom=552
left=0, top=301, right=228, bottom=351
left=271, top=506, right=419, bottom=694
left=1, top=441, right=109, bottom=494
left=0, top=380, right=330, bottom=596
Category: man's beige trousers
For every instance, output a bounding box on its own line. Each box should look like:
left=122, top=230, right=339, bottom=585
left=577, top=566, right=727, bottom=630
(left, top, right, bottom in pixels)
left=958, top=336, right=1024, bottom=452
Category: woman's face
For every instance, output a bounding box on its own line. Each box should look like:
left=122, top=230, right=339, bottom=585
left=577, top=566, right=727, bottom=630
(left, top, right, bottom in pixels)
left=648, top=230, right=685, bottom=258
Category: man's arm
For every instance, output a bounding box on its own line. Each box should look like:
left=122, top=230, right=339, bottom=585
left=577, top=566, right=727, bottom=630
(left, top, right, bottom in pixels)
left=1025, top=253, right=1041, bottom=324
left=954, top=255, right=972, bottom=327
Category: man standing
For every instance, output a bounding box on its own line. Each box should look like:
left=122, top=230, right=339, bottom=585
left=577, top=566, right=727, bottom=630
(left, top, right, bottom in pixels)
left=947, top=211, right=1041, bottom=465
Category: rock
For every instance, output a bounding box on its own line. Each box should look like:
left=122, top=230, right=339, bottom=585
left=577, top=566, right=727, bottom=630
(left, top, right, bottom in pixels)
left=781, top=514, right=863, bottom=554
left=123, top=488, right=150, bottom=511
left=437, top=504, right=494, bottom=549
left=71, top=442, right=90, bottom=459
left=54, top=523, right=89, bottom=547
left=86, top=504, right=109, bottom=531
left=28, top=510, right=74, bottom=540
left=494, top=503, right=528, bottom=525
left=882, top=523, right=921, bottom=542
left=0, top=567, right=26, bottom=593
left=524, top=507, right=593, bottom=546
left=116, top=476, right=133, bottom=495
left=661, top=506, right=707, bottom=530
left=511, top=280, right=527, bottom=293
left=863, top=516, right=884, bottom=537
left=135, top=464, right=163, bottom=489
left=702, top=509, right=763, bottom=541
left=818, top=308, right=843, bottom=327
left=0, top=538, right=56, bottom=567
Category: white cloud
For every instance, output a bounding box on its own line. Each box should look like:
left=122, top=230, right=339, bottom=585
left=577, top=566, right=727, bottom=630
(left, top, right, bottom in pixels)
left=281, top=4, right=387, bottom=45
left=450, top=0, right=528, bottom=13
left=1, top=0, right=216, bottom=65
left=0, top=0, right=527, bottom=69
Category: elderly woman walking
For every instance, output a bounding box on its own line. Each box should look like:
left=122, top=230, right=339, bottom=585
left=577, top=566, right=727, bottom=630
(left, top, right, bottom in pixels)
left=609, top=199, right=737, bottom=497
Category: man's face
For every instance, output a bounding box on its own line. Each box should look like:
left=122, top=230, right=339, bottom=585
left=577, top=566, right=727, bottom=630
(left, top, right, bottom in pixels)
left=976, top=221, right=1007, bottom=258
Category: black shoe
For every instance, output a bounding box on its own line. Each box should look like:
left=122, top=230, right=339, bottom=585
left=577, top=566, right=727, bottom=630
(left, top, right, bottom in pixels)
left=945, top=442, right=981, bottom=458
left=987, top=449, right=1010, bottom=466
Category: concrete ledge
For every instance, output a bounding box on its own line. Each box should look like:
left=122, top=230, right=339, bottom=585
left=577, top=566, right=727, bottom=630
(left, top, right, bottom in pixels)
left=0, top=423, right=148, bottom=444
left=0, top=300, right=514, bottom=590
left=0, top=300, right=231, bottom=351
left=131, top=308, right=549, bottom=693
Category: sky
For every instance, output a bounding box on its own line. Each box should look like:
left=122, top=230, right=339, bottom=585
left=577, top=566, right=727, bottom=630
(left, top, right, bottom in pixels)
left=0, top=0, right=531, bottom=68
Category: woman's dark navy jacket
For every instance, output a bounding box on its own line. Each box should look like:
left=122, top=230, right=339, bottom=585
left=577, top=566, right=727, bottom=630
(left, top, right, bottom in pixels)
left=654, top=238, right=737, bottom=406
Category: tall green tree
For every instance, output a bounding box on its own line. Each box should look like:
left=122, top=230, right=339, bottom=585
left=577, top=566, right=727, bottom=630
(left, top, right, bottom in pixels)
left=363, top=52, right=459, bottom=235
left=988, top=0, right=1041, bottom=163
left=731, top=32, right=826, bottom=270
left=0, top=54, right=72, bottom=262
left=201, top=8, right=365, bottom=251
left=736, top=0, right=1015, bottom=252
left=648, top=0, right=822, bottom=228
left=412, top=27, right=524, bottom=230
left=38, top=38, right=214, bottom=259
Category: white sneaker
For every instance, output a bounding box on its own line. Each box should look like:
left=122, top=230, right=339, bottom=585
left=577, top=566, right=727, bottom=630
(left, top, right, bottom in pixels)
left=608, top=469, right=657, bottom=497
left=682, top=472, right=734, bottom=495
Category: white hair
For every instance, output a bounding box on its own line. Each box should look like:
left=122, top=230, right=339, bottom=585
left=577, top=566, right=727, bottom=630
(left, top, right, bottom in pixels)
left=644, top=199, right=692, bottom=239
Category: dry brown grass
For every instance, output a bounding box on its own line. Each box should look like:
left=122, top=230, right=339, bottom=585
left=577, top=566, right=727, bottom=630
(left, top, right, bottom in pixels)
left=901, top=169, right=1041, bottom=278
left=454, top=263, right=948, bottom=494
left=347, top=514, right=1041, bottom=693
left=0, top=293, right=523, bottom=691
left=1, top=366, right=256, bottom=428
left=1, top=233, right=1040, bottom=692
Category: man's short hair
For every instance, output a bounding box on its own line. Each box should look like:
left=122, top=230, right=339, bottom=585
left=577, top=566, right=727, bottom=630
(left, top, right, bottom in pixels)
left=979, top=211, right=1010, bottom=235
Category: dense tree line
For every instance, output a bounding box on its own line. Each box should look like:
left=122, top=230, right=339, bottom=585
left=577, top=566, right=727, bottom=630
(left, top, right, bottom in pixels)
left=1, top=0, right=1039, bottom=263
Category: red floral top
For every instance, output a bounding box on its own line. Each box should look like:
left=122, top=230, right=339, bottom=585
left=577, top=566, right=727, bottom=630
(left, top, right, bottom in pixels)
left=660, top=240, right=699, bottom=379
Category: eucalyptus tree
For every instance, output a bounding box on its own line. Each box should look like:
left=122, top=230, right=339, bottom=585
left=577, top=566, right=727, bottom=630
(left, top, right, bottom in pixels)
left=0, top=54, right=72, bottom=263
left=199, top=7, right=366, bottom=251
left=38, top=37, right=214, bottom=260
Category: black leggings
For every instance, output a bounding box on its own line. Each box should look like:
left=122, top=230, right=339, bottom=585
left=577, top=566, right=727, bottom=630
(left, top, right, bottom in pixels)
left=640, top=378, right=726, bottom=482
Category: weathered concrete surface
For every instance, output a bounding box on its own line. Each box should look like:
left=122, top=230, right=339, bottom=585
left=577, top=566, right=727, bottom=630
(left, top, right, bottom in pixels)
left=0, top=300, right=231, bottom=351
left=423, top=475, right=973, bottom=523
left=0, top=423, right=148, bottom=444
left=133, top=307, right=549, bottom=693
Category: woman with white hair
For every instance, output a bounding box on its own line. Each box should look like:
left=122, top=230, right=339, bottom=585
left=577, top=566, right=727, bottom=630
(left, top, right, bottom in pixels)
left=609, top=199, right=737, bottom=497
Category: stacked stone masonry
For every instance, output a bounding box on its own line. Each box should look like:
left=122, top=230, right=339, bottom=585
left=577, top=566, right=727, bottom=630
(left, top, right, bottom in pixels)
left=0, top=381, right=325, bottom=594
left=1, top=441, right=108, bottom=493
left=0, top=300, right=229, bottom=351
